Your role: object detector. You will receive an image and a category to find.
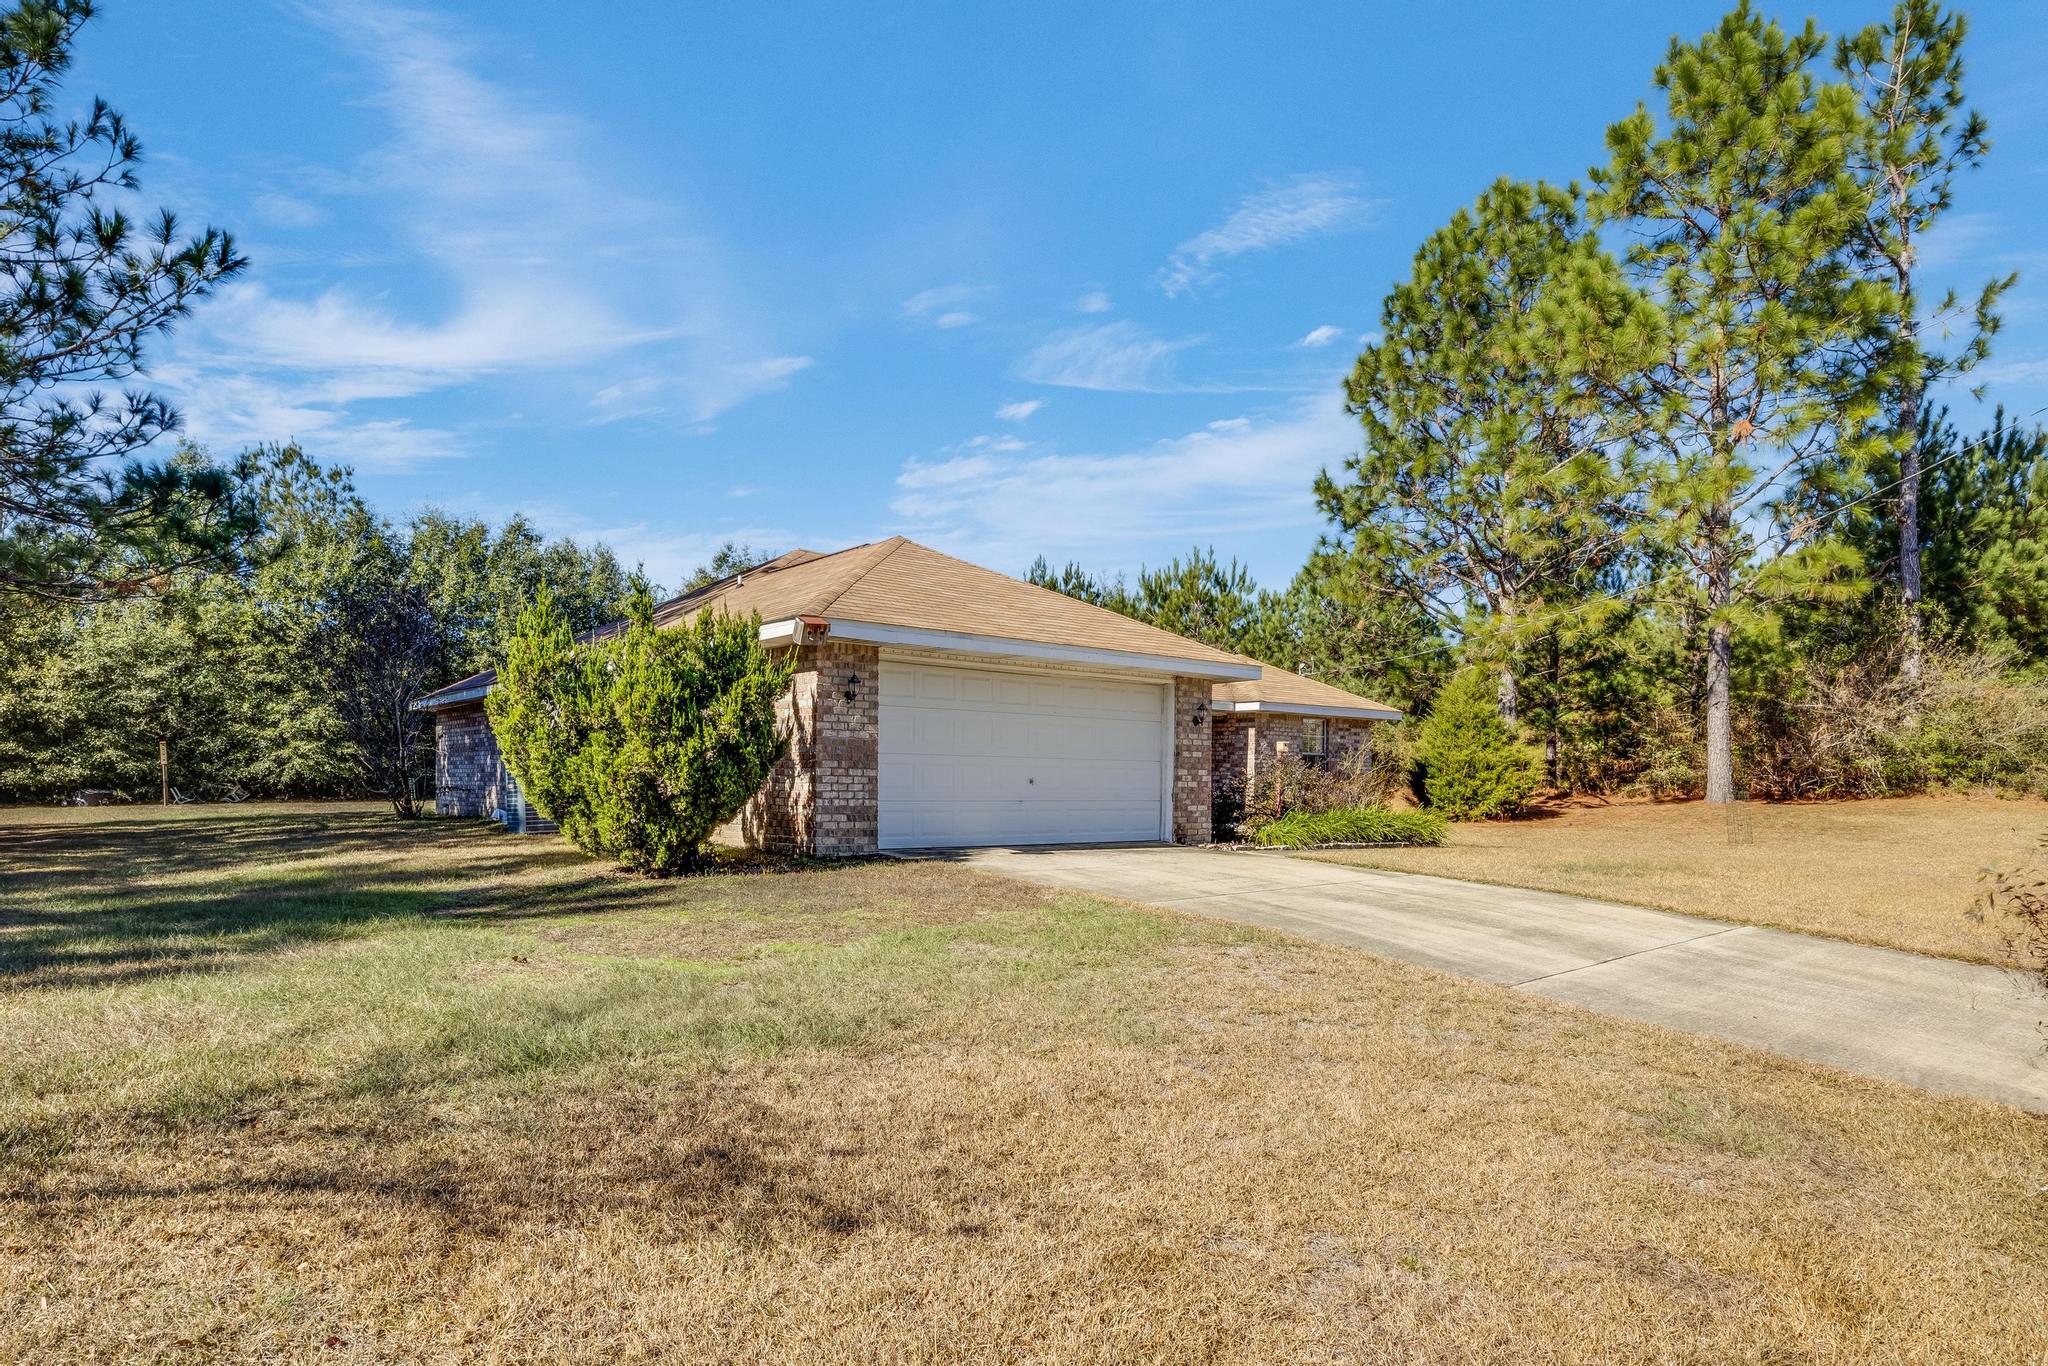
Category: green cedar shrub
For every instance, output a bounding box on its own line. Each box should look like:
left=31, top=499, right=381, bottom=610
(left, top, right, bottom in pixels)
left=1249, top=805, right=1447, bottom=848
left=1415, top=669, right=1542, bottom=819
left=489, top=586, right=793, bottom=874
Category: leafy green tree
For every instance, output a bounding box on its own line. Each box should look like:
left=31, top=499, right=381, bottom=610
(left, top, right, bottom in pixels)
left=302, top=531, right=444, bottom=817
left=218, top=446, right=376, bottom=793
left=1842, top=407, right=2048, bottom=660
left=490, top=588, right=793, bottom=875
left=1024, top=555, right=1131, bottom=612
left=1320, top=177, right=1633, bottom=723
left=1129, top=547, right=1263, bottom=653
left=0, top=590, right=246, bottom=799
left=1577, top=3, right=1892, bottom=802
left=405, top=510, right=635, bottom=677
left=1243, top=545, right=1446, bottom=715
left=0, top=1, right=253, bottom=604
left=1835, top=1, right=2008, bottom=677
left=486, top=582, right=587, bottom=827
left=1415, top=669, right=1542, bottom=820
left=1026, top=548, right=1261, bottom=650
left=681, top=540, right=765, bottom=592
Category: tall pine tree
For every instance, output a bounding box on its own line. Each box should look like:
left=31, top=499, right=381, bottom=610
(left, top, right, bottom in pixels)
left=1320, top=177, right=1632, bottom=724
left=1834, top=1, right=2008, bottom=679
left=1579, top=3, right=1891, bottom=803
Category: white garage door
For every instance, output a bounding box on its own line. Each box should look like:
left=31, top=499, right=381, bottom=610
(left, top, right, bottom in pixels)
left=878, top=660, right=1170, bottom=849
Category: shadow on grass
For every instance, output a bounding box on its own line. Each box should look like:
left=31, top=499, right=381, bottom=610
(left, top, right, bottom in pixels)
left=0, top=808, right=772, bottom=991
left=11, top=1091, right=943, bottom=1241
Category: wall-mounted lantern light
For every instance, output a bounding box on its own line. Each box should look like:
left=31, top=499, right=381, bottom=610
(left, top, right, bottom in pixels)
left=1190, top=700, right=1208, bottom=728
left=844, top=673, right=861, bottom=703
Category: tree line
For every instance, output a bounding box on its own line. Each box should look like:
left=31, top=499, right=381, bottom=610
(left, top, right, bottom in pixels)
left=1034, top=2, right=2048, bottom=803
left=0, top=447, right=645, bottom=806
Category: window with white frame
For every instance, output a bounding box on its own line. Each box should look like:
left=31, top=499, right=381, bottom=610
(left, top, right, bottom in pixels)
left=1300, top=716, right=1327, bottom=760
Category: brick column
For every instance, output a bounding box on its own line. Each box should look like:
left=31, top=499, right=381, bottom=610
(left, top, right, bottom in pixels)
left=810, top=640, right=879, bottom=856
left=1171, top=676, right=1213, bottom=844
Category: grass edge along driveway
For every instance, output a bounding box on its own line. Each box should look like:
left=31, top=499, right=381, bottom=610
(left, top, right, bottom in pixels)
left=1295, top=793, right=2047, bottom=966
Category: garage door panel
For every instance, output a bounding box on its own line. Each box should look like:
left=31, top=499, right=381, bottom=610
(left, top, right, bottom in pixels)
left=878, top=661, right=1169, bottom=849
left=883, top=706, right=1161, bottom=762
left=881, top=801, right=1163, bottom=846
left=882, top=753, right=1161, bottom=804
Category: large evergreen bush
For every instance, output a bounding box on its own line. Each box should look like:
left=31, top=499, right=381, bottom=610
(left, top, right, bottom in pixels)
left=489, top=587, right=792, bottom=874
left=1416, top=669, right=1542, bottom=820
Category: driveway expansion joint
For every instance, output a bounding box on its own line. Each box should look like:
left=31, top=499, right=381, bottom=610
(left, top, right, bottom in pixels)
left=1510, top=925, right=1748, bottom=988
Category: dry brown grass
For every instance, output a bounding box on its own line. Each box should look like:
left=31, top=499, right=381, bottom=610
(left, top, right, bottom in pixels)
left=1302, top=793, right=2048, bottom=966
left=3, top=804, right=2044, bottom=1363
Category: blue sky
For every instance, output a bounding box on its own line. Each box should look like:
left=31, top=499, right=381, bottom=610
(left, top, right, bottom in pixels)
left=73, top=1, right=2048, bottom=588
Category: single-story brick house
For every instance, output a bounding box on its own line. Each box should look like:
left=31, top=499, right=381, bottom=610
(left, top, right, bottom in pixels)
left=417, top=537, right=1400, bottom=853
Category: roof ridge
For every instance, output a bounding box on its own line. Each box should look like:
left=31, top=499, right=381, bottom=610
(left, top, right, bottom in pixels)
left=804, top=536, right=909, bottom=617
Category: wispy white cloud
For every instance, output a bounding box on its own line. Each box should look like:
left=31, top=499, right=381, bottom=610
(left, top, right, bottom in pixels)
left=1971, top=355, right=2048, bottom=389
left=1016, top=320, right=1202, bottom=392
left=249, top=191, right=328, bottom=229
left=167, top=0, right=808, bottom=465
left=1075, top=290, right=1112, bottom=314
left=901, top=284, right=987, bottom=329
left=492, top=501, right=803, bottom=591
left=957, top=433, right=1029, bottom=453
left=995, top=399, right=1043, bottom=422
left=1159, top=175, right=1376, bottom=297
left=892, top=388, right=1355, bottom=569
left=1296, top=324, right=1343, bottom=348
left=150, top=360, right=467, bottom=467
left=588, top=355, right=813, bottom=427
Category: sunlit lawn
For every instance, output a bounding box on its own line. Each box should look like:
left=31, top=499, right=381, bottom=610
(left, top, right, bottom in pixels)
left=2, top=804, right=2042, bottom=1363
left=1302, top=793, right=2047, bottom=965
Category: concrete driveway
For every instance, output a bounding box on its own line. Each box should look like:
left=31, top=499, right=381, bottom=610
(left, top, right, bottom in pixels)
left=945, top=843, right=2048, bottom=1112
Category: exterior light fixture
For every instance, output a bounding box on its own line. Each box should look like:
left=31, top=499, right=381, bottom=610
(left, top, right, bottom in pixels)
left=1191, top=700, right=1208, bottom=728
left=844, top=673, right=860, bottom=703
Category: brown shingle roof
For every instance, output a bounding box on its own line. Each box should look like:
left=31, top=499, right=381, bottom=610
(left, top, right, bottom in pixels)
left=1213, top=662, right=1401, bottom=718
left=668, top=537, right=1252, bottom=671
left=418, top=537, right=1398, bottom=716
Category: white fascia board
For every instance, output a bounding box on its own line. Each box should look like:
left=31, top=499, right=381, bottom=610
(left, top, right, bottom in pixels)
left=1212, top=699, right=1403, bottom=721
left=758, top=618, right=807, bottom=646
left=412, top=684, right=492, bottom=711
left=820, top=618, right=1263, bottom=680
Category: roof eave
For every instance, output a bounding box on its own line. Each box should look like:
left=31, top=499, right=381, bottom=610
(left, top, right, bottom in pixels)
left=1211, top=698, right=1403, bottom=721
left=818, top=617, right=1262, bottom=680
left=413, top=683, right=493, bottom=711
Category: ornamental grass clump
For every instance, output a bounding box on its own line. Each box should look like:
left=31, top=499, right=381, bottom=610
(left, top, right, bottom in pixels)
left=1250, top=805, right=1448, bottom=848
left=488, top=585, right=792, bottom=875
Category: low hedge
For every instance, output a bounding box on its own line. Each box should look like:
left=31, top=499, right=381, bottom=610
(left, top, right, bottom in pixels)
left=1247, top=805, right=1448, bottom=848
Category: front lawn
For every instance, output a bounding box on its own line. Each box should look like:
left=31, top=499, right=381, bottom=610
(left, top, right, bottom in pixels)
left=2, top=805, right=2042, bottom=1362
left=1301, top=794, right=2047, bottom=966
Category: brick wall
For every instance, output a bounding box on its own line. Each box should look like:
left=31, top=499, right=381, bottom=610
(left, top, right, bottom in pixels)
left=433, top=702, right=557, bottom=831
left=1211, top=713, right=1248, bottom=788
left=1208, top=711, right=1384, bottom=837
left=433, top=702, right=504, bottom=818
left=1329, top=718, right=1372, bottom=764
left=810, top=641, right=879, bottom=856
left=719, top=639, right=880, bottom=857
left=1172, top=676, right=1213, bottom=844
